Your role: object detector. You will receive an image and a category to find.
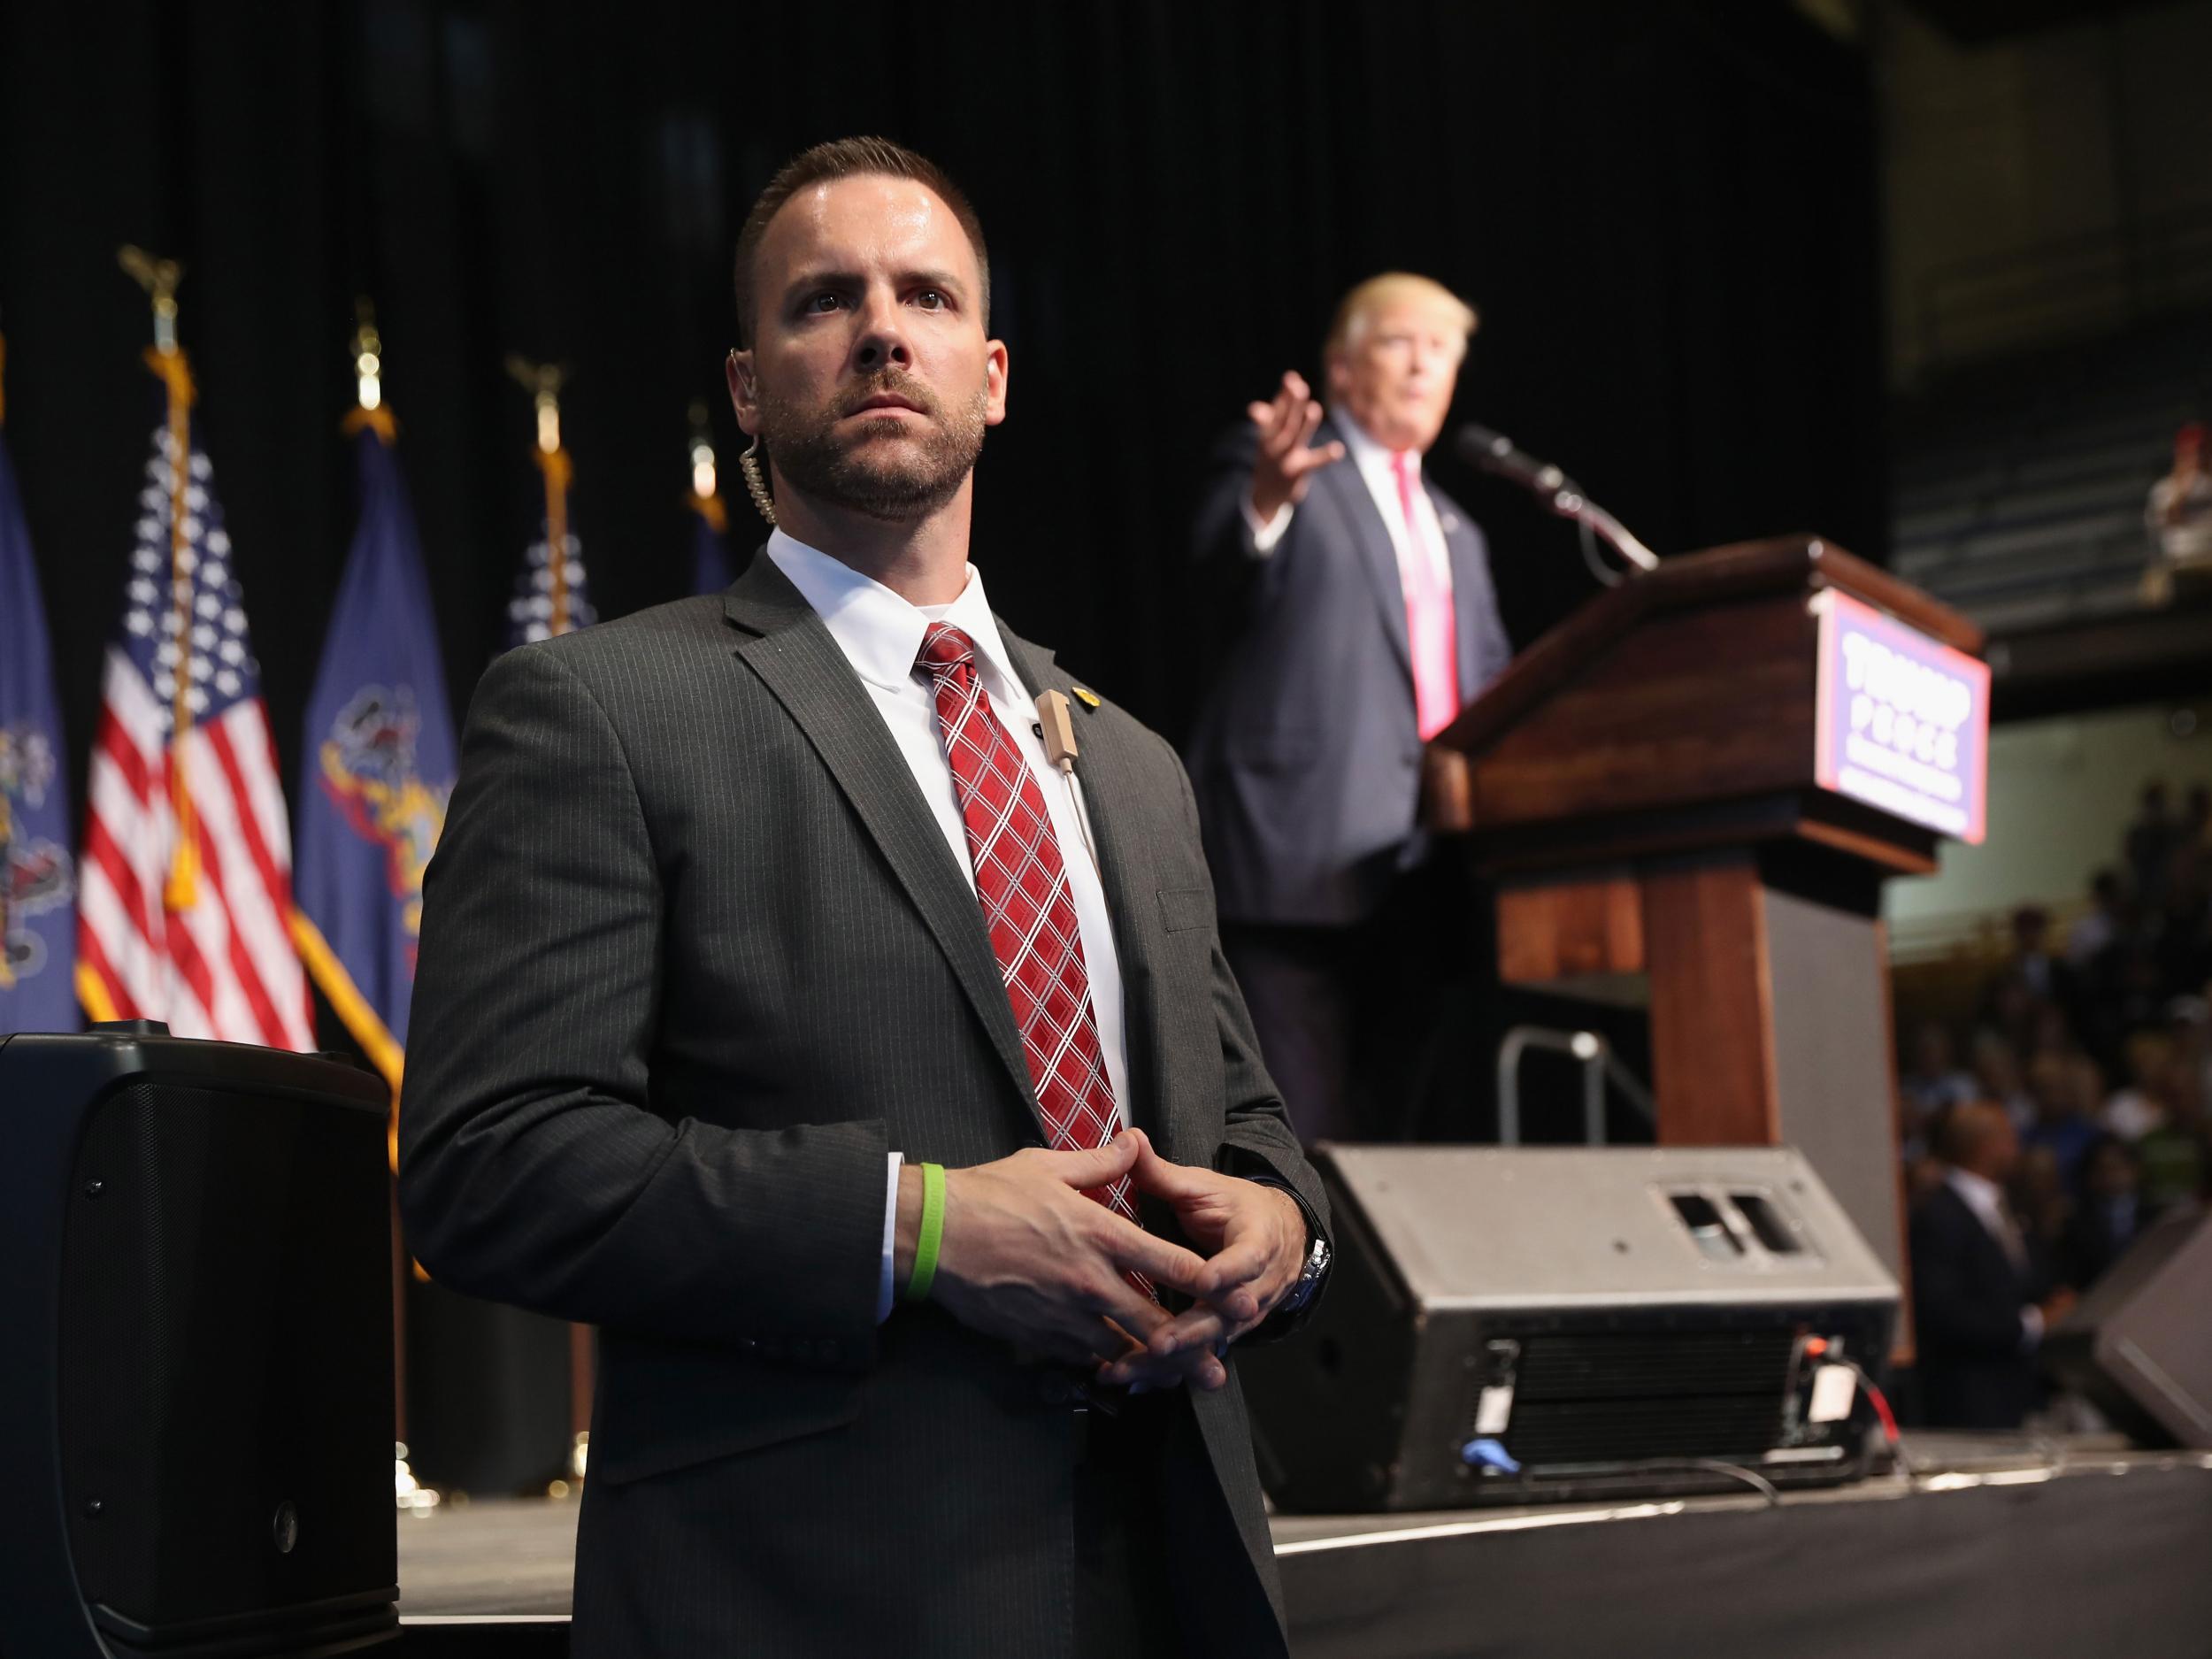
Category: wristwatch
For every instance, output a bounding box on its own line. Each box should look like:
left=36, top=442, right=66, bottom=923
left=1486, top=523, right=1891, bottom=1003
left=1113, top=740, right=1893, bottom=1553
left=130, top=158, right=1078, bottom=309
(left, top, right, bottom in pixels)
left=1274, top=1230, right=1333, bottom=1317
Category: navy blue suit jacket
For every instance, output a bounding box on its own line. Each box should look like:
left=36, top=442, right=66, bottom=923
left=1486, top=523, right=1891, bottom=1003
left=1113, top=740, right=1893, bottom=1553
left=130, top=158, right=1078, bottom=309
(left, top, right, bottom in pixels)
left=1909, top=1182, right=2045, bottom=1430
left=1184, top=416, right=1512, bottom=926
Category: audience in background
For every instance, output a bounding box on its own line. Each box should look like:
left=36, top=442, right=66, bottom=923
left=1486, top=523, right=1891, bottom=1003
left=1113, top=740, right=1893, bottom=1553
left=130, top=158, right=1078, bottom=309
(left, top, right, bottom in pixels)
left=1899, top=772, right=2212, bottom=1427
left=2057, top=1136, right=2155, bottom=1290
left=2147, top=420, right=2212, bottom=546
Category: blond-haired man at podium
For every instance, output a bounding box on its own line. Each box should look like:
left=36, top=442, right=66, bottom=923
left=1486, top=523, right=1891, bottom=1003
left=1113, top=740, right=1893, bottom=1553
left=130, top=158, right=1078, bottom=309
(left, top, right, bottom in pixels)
left=1185, top=273, right=1514, bottom=1144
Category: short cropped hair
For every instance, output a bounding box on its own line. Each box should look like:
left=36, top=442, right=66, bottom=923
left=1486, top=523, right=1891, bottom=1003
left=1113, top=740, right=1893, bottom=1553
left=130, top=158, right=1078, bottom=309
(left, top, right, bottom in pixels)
left=1324, top=273, right=1479, bottom=363
left=733, top=136, right=990, bottom=347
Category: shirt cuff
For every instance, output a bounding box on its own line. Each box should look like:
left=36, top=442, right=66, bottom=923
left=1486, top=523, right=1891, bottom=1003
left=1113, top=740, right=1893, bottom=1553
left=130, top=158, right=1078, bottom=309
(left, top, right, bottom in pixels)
left=877, top=1152, right=903, bottom=1324
left=2019, top=1303, right=2045, bottom=1352
left=1241, top=495, right=1294, bottom=556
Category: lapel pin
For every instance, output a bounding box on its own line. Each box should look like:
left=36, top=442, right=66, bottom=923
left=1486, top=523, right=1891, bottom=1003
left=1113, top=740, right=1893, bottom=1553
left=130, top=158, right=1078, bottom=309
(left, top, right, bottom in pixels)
left=1071, top=686, right=1102, bottom=709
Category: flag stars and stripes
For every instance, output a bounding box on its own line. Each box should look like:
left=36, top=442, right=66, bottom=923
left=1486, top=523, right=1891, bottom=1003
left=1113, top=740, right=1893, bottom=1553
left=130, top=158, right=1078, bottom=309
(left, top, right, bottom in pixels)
left=77, top=419, right=311, bottom=1050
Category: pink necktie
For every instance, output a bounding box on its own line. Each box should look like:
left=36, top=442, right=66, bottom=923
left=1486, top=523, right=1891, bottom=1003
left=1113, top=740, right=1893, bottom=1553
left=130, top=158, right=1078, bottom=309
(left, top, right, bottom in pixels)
left=1391, top=451, right=1460, bottom=740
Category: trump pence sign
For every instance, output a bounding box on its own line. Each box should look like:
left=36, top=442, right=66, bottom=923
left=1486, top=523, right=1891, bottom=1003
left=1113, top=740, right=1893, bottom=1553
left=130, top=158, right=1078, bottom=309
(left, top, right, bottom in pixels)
left=1813, top=589, right=1989, bottom=844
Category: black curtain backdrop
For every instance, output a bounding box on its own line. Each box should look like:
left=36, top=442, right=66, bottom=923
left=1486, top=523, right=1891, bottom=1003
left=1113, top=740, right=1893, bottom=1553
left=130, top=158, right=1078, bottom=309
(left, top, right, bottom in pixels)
left=0, top=0, right=1882, bottom=1493
left=1, top=0, right=1883, bottom=829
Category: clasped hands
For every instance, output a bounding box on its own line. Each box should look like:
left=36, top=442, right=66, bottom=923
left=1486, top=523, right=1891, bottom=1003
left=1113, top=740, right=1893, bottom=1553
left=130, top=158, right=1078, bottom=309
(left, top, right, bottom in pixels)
left=899, top=1129, right=1308, bottom=1395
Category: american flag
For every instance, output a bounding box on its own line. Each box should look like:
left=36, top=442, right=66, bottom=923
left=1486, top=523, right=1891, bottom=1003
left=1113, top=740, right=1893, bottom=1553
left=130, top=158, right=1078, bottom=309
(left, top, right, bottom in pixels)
left=76, top=412, right=313, bottom=1048
left=504, top=514, right=595, bottom=647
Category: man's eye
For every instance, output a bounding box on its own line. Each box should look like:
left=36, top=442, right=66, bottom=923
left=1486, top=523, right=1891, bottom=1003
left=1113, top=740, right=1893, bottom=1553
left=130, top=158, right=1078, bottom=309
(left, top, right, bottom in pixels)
left=806, top=293, right=841, bottom=313
left=916, top=289, right=948, bottom=311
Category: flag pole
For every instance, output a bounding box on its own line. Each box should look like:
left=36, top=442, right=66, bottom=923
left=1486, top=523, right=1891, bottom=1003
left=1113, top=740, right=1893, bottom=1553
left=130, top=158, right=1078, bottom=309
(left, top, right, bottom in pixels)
left=506, top=357, right=572, bottom=635
left=119, top=247, right=202, bottom=915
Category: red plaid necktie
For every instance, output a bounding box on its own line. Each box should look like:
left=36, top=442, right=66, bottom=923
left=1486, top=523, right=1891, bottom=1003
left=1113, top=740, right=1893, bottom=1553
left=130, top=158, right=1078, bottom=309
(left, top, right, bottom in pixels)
left=915, top=623, right=1146, bottom=1240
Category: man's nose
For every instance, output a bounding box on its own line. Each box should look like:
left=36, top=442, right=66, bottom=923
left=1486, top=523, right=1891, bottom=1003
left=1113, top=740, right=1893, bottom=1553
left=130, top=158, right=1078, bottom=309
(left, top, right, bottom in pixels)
left=853, top=292, right=912, bottom=373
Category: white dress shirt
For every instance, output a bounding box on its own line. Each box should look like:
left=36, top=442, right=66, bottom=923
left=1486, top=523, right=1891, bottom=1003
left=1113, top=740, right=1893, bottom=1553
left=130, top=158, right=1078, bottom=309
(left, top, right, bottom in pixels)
left=1244, top=409, right=1456, bottom=604
left=764, top=531, right=1133, bottom=1320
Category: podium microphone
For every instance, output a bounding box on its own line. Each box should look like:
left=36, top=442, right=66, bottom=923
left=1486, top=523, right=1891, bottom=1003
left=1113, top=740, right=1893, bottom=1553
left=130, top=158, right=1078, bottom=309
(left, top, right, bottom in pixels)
left=1454, top=424, right=1661, bottom=573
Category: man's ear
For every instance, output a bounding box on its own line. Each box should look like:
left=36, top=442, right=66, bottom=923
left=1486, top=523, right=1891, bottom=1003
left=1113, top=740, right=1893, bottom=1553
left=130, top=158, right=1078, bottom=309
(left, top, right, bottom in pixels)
left=983, top=338, right=1010, bottom=428
left=726, top=349, right=759, bottom=437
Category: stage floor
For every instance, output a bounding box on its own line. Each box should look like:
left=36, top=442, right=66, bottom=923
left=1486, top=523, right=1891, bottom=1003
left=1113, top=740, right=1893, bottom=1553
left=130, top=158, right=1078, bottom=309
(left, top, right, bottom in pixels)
left=399, top=1433, right=2212, bottom=1655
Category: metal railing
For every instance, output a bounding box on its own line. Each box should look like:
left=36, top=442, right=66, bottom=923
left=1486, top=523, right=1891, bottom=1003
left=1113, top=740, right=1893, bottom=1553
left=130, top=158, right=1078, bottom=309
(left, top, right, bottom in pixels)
left=1495, top=1025, right=1656, bottom=1148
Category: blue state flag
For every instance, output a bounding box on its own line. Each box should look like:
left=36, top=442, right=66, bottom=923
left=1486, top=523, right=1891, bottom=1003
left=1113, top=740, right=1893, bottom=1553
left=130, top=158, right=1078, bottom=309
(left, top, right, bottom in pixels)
left=0, top=407, right=76, bottom=1034
left=690, top=495, right=735, bottom=595
left=292, top=414, right=456, bottom=1092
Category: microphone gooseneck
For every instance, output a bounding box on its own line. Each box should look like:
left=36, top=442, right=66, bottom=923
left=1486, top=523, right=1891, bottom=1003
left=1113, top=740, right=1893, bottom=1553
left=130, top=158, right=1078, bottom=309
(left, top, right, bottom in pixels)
left=1453, top=424, right=1661, bottom=573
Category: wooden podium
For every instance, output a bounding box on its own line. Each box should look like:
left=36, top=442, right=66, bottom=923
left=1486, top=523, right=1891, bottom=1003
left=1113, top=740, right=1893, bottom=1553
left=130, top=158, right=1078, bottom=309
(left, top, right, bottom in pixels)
left=1425, top=536, right=1990, bottom=1282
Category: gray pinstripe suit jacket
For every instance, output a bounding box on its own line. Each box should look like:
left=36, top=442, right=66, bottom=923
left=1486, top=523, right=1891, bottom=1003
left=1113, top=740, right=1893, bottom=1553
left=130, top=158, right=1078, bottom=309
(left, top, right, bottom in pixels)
left=397, top=551, right=1328, bottom=1656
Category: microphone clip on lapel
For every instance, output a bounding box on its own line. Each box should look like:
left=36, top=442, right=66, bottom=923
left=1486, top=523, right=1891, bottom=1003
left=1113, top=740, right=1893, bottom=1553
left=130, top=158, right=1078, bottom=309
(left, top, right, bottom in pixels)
left=1034, top=689, right=1101, bottom=877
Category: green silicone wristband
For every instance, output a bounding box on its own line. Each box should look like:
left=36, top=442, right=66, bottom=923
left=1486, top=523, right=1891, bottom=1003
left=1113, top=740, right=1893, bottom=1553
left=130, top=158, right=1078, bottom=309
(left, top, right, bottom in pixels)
left=905, top=1162, right=947, bottom=1303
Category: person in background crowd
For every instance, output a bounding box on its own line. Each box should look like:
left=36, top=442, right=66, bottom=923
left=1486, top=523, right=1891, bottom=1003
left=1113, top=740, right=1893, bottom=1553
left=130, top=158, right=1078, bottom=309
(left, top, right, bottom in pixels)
left=1911, top=1102, right=2075, bottom=1430
left=2102, top=1030, right=2174, bottom=1142
left=2058, top=1135, right=2155, bottom=1291
left=2143, top=422, right=2212, bottom=603
left=2007, top=905, right=2059, bottom=1001
left=2151, top=841, right=2212, bottom=1002
left=2134, top=1050, right=2210, bottom=1213
left=2064, top=869, right=2125, bottom=969
left=1902, top=1021, right=1978, bottom=1132
left=2125, top=780, right=2174, bottom=910
left=2015, top=1143, right=2072, bottom=1272
left=2022, top=1050, right=2101, bottom=1184
left=1970, top=1035, right=2036, bottom=1137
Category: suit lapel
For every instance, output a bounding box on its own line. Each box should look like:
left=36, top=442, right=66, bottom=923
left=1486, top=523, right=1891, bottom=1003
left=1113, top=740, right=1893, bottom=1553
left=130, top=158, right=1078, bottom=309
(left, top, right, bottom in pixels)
left=721, top=556, right=1042, bottom=1133
left=1315, top=416, right=1412, bottom=679
left=999, top=633, right=1194, bottom=1164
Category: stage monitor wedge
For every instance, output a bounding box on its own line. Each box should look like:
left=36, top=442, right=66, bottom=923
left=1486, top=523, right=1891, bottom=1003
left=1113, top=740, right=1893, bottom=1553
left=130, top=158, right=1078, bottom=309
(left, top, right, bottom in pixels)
left=1240, top=1145, right=1900, bottom=1511
left=0, top=1025, right=399, bottom=1657
left=2046, top=1206, right=2212, bottom=1449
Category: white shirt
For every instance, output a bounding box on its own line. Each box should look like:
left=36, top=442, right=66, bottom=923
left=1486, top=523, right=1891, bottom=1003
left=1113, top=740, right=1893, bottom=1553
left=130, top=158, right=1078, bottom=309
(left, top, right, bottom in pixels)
left=1943, top=1165, right=2043, bottom=1348
left=2147, top=473, right=2212, bottom=561
left=764, top=531, right=1133, bottom=1320
left=1244, top=408, right=1455, bottom=603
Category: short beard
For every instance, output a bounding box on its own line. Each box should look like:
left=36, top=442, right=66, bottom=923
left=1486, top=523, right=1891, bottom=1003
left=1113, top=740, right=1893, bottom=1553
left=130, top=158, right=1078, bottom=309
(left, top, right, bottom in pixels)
left=757, top=371, right=987, bottom=523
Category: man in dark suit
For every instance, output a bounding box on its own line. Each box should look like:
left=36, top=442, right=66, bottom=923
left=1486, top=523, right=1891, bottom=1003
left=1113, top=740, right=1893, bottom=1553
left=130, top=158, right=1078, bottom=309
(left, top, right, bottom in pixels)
left=1184, top=274, right=1514, bottom=1143
left=399, top=137, right=1329, bottom=1657
left=1910, top=1102, right=2074, bottom=1429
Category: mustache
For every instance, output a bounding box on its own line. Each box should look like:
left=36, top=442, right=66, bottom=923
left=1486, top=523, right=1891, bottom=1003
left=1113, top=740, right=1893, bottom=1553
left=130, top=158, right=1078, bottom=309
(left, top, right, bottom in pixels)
left=837, top=372, right=941, bottom=419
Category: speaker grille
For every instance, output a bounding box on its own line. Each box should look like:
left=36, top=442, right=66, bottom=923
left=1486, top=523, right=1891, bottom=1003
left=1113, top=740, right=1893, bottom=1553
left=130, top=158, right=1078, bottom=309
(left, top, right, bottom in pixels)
left=58, top=1079, right=395, bottom=1640
left=1503, top=1330, right=1793, bottom=1466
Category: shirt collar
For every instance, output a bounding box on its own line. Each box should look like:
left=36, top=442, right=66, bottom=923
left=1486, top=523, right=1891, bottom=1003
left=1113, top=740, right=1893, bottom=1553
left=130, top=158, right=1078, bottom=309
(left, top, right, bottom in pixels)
left=1944, top=1164, right=2004, bottom=1218
left=764, top=528, right=1028, bottom=709
left=1332, top=406, right=1420, bottom=484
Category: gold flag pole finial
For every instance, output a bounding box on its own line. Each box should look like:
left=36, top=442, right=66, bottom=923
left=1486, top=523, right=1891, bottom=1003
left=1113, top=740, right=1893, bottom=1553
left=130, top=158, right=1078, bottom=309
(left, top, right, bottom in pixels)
left=342, top=297, right=397, bottom=441
left=685, top=397, right=726, bottom=534
left=119, top=246, right=184, bottom=356
left=507, top=357, right=574, bottom=634
left=119, top=246, right=202, bottom=912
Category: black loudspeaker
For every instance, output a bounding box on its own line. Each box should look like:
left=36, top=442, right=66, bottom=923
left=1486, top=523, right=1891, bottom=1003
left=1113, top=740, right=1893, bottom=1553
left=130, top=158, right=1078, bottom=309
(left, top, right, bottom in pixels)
left=0, top=1025, right=398, bottom=1656
left=2047, top=1206, right=2212, bottom=1448
left=1240, top=1146, right=1901, bottom=1511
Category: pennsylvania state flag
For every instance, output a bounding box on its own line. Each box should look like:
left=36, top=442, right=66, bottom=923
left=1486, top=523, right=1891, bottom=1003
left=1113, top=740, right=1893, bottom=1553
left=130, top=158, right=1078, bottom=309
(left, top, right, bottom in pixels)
left=291, top=410, right=454, bottom=1094
left=0, top=349, right=77, bottom=1033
